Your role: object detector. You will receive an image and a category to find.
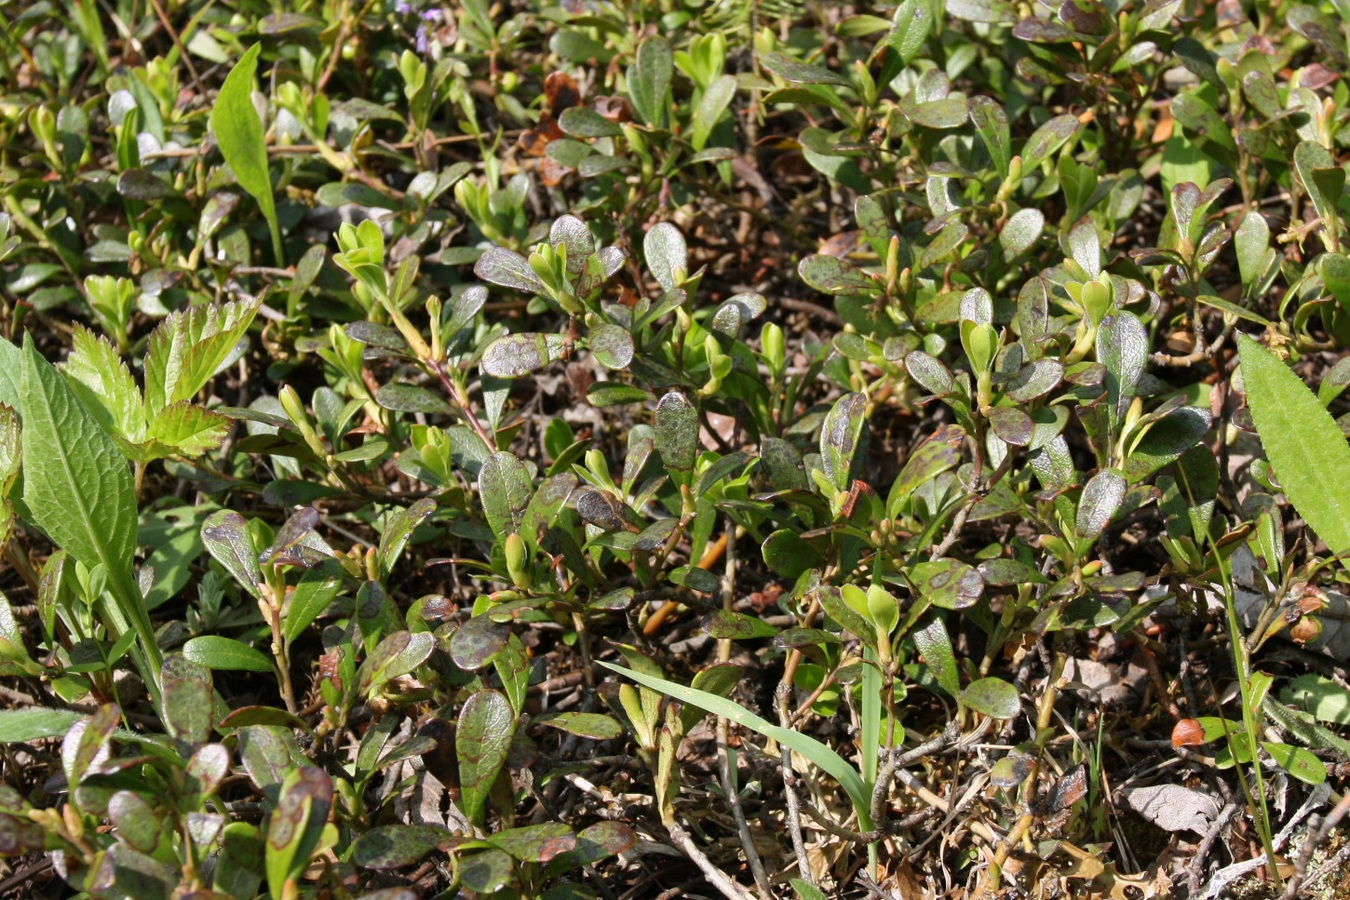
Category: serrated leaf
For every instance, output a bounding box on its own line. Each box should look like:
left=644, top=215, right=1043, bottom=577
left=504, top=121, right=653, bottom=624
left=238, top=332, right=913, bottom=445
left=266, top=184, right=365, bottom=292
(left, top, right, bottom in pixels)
left=62, top=326, right=145, bottom=443
left=146, top=402, right=231, bottom=456
left=1239, top=335, right=1350, bottom=554
left=143, top=293, right=263, bottom=415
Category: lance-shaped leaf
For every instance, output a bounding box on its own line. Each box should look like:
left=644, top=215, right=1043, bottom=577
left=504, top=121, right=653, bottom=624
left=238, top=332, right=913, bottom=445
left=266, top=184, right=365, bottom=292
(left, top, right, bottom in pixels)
left=599, top=660, right=874, bottom=830
left=1239, top=334, right=1350, bottom=554
left=211, top=44, right=282, bottom=261
left=458, top=689, right=516, bottom=827
left=19, top=339, right=160, bottom=685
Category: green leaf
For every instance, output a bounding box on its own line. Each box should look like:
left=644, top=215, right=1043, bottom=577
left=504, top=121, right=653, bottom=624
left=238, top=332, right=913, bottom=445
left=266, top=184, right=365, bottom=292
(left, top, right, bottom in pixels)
left=458, top=689, right=516, bottom=827
left=1284, top=673, right=1350, bottom=725
left=142, top=293, right=263, bottom=415
left=760, top=52, right=853, bottom=87
left=265, top=767, right=333, bottom=899
left=654, top=390, right=698, bottom=471
left=351, top=824, right=447, bottom=869
left=460, top=848, right=513, bottom=893
left=691, top=75, right=736, bottom=151
left=539, top=711, right=625, bottom=740
left=481, top=333, right=569, bottom=378
left=599, top=660, right=875, bottom=829
left=202, top=510, right=262, bottom=597
left=912, top=614, right=960, bottom=697
left=629, top=36, right=673, bottom=128
left=644, top=222, right=687, bottom=292
left=62, top=325, right=145, bottom=444
left=183, top=636, right=275, bottom=672
left=1238, top=335, right=1350, bottom=554
left=478, top=452, right=533, bottom=540
left=1021, top=114, right=1079, bottom=171
left=146, top=402, right=232, bottom=457
left=212, top=44, right=283, bottom=261
left=161, top=653, right=215, bottom=745
left=486, top=822, right=576, bottom=862
left=19, top=339, right=160, bottom=690
left=1234, top=211, right=1271, bottom=287
left=1262, top=741, right=1326, bottom=785
left=1076, top=468, right=1126, bottom=540
left=0, top=708, right=84, bottom=742
left=820, top=392, right=867, bottom=491
left=700, top=610, right=778, bottom=640
left=969, top=96, right=1010, bottom=178
left=284, top=562, right=343, bottom=645
left=959, top=676, right=1021, bottom=718
left=1097, top=312, right=1147, bottom=421
left=791, top=879, right=830, bottom=900
left=890, top=0, right=933, bottom=66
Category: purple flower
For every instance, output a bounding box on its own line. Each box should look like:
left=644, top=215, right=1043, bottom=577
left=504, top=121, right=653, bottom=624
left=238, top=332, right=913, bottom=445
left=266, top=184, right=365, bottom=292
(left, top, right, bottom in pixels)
left=394, top=0, right=413, bottom=13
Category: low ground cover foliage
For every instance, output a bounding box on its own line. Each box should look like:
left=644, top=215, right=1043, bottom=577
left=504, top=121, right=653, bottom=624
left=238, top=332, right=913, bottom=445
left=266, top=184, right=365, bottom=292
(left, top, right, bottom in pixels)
left=3, top=0, right=1350, bottom=897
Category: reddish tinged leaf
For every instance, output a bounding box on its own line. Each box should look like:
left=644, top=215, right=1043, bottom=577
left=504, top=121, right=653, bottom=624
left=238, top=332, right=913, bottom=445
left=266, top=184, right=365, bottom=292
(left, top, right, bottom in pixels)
left=457, top=690, right=516, bottom=827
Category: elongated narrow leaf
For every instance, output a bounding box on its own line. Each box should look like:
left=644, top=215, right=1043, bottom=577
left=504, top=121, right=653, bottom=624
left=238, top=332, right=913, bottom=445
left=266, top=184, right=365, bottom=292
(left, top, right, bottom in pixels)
left=21, top=339, right=136, bottom=582
left=458, top=689, right=515, bottom=827
left=599, top=660, right=873, bottom=828
left=211, top=44, right=282, bottom=259
left=1239, top=335, right=1350, bottom=554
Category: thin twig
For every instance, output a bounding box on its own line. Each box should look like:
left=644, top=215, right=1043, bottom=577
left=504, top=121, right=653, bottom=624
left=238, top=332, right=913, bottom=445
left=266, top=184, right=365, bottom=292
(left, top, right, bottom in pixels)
left=776, top=680, right=814, bottom=885
left=663, top=818, right=758, bottom=900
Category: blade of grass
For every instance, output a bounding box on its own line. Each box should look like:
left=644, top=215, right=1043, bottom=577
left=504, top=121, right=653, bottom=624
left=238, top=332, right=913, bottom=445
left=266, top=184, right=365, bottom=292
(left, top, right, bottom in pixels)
left=599, top=660, right=874, bottom=830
